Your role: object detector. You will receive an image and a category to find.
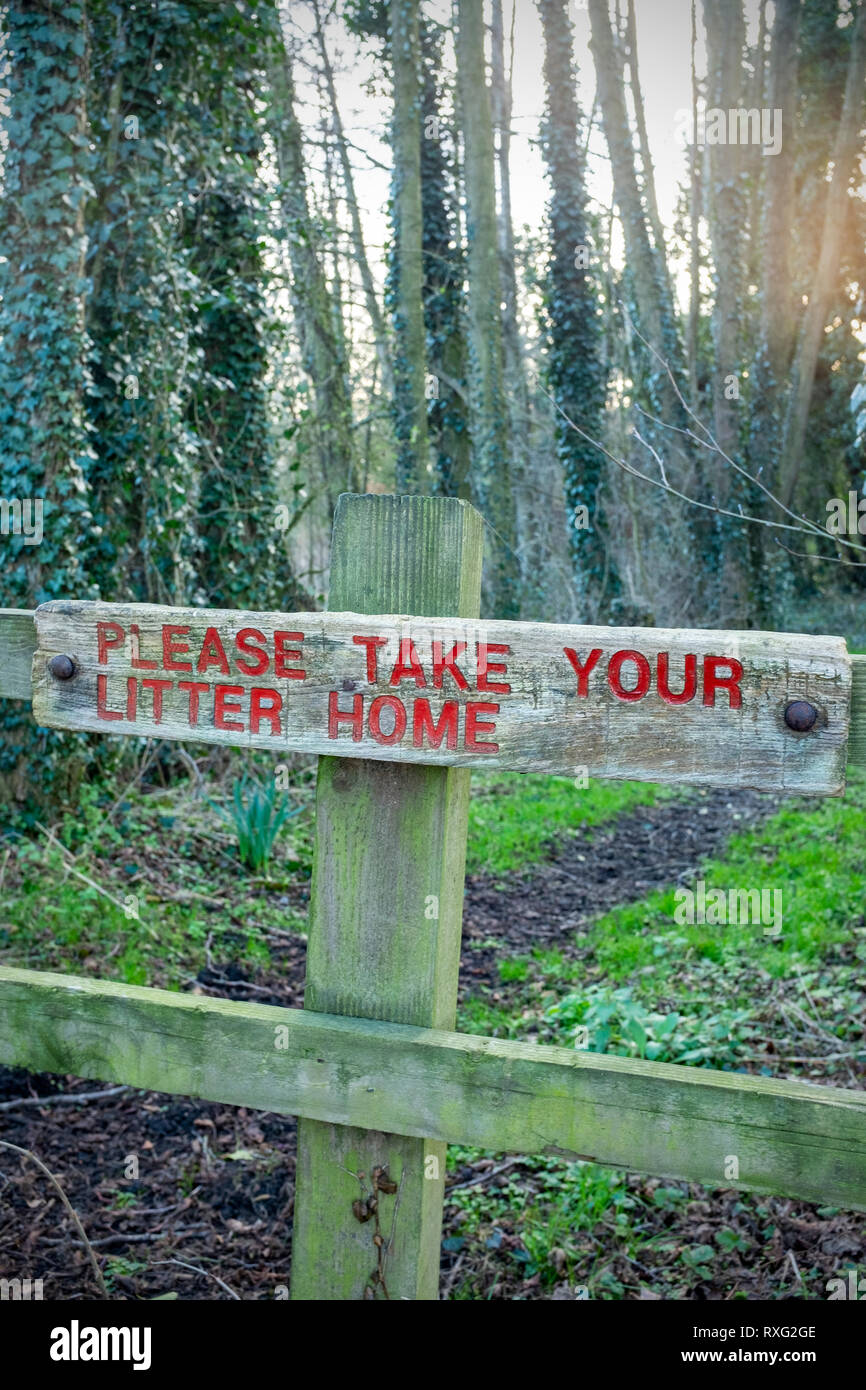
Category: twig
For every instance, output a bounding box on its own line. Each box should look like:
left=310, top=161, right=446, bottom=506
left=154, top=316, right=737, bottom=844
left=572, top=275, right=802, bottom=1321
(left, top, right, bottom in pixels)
left=48, top=1225, right=211, bottom=1248
left=34, top=822, right=131, bottom=915
left=445, top=1157, right=526, bottom=1194
left=0, top=1140, right=109, bottom=1297
left=786, top=1248, right=805, bottom=1288
left=150, top=1257, right=241, bottom=1300
left=0, top=1085, right=131, bottom=1112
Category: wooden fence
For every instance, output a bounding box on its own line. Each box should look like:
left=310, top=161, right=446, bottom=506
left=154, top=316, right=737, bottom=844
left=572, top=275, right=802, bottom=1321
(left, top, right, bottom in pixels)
left=1, top=493, right=865, bottom=1300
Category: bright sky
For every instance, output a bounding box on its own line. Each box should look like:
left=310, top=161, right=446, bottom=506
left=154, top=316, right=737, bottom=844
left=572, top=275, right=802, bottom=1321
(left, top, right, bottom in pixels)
left=287, top=0, right=751, bottom=310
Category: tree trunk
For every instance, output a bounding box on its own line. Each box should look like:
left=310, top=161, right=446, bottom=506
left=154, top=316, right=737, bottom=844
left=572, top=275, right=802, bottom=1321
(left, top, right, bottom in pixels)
left=685, top=0, right=702, bottom=406
left=456, top=0, right=519, bottom=618
left=624, top=0, right=670, bottom=300
left=389, top=0, right=429, bottom=491
left=311, top=0, right=396, bottom=405
left=538, top=0, right=616, bottom=619
left=491, top=0, right=535, bottom=591
left=703, top=0, right=747, bottom=477
left=268, top=41, right=358, bottom=517
left=779, top=0, right=866, bottom=508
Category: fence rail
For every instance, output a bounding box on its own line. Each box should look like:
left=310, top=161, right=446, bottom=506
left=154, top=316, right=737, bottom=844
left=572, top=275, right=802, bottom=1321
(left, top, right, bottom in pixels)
left=1, top=965, right=864, bottom=1212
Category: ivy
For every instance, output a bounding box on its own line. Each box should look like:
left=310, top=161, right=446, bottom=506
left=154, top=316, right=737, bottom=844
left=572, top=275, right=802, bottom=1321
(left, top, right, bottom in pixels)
left=0, top=1, right=100, bottom=804
left=537, top=0, right=615, bottom=610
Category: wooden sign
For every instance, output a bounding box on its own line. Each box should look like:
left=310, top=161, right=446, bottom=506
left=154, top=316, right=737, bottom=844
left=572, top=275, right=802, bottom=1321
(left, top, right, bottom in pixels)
left=31, top=600, right=851, bottom=793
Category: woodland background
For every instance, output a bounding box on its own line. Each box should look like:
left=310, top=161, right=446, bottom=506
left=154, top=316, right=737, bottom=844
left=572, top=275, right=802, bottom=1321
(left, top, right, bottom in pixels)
left=1, top=1, right=866, bottom=1304
left=0, top=0, right=865, bottom=797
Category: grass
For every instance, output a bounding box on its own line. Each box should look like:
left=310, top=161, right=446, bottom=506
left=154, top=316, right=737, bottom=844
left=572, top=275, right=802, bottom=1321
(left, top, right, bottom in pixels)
left=445, top=770, right=866, bottom=1298
left=0, top=764, right=666, bottom=985
left=2, top=752, right=863, bottom=1299
left=465, top=769, right=669, bottom=876
left=587, top=769, right=866, bottom=984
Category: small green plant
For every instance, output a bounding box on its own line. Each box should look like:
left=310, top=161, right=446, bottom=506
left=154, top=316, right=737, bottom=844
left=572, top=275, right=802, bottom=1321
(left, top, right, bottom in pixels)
left=544, top=985, right=759, bottom=1067
left=212, top=776, right=302, bottom=873
left=109, top=1190, right=138, bottom=1210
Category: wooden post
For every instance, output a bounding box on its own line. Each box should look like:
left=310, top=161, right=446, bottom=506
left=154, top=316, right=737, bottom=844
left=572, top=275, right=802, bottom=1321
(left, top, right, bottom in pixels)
left=289, top=494, right=484, bottom=1301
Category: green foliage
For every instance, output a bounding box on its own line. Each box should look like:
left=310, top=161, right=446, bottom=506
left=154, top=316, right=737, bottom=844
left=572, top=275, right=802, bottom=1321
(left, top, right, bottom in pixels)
left=0, top=1, right=104, bottom=803
left=85, top=0, right=284, bottom=610
left=589, top=768, right=866, bottom=983
left=212, top=776, right=302, bottom=874
left=544, top=985, right=760, bottom=1068
left=418, top=21, right=471, bottom=497
left=465, top=769, right=665, bottom=876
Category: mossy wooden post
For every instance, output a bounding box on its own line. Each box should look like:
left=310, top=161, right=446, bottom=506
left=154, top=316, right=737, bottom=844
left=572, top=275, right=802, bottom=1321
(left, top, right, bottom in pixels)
left=290, top=493, right=484, bottom=1300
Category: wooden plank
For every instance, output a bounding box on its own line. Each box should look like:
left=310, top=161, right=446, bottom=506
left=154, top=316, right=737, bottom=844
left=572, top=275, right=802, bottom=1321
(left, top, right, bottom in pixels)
left=292, top=493, right=484, bottom=1300
left=29, top=598, right=852, bottom=793
left=0, top=609, right=36, bottom=700
left=850, top=653, right=866, bottom=768
left=1, top=965, right=864, bottom=1212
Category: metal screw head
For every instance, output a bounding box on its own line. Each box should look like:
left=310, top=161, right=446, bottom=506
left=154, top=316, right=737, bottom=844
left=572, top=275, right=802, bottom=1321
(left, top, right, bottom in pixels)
left=48, top=654, right=76, bottom=681
left=784, top=699, right=818, bottom=732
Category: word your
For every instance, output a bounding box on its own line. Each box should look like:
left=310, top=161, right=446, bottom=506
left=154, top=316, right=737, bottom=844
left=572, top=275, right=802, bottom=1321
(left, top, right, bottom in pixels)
left=674, top=106, right=782, bottom=156
left=825, top=491, right=866, bottom=535
left=0, top=1276, right=43, bottom=1299
left=0, top=496, right=43, bottom=545
left=50, top=1321, right=152, bottom=1371
left=564, top=648, right=743, bottom=706
left=673, top=880, right=782, bottom=936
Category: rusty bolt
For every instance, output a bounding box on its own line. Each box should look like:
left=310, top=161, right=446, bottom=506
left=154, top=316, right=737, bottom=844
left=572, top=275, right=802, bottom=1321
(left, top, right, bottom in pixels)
left=48, top=654, right=76, bottom=681
left=784, top=700, right=818, bottom=733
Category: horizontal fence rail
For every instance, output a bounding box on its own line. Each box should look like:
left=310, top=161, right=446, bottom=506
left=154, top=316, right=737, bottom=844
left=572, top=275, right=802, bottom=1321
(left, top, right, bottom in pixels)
left=1, top=965, right=864, bottom=1212
left=2, top=607, right=865, bottom=772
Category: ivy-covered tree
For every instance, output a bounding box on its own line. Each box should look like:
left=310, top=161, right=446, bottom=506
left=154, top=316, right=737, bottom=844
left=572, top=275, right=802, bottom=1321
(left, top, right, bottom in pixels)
left=86, top=0, right=287, bottom=611
left=86, top=0, right=203, bottom=604
left=0, top=0, right=94, bottom=607
left=419, top=21, right=471, bottom=499
left=186, top=1, right=285, bottom=610
left=456, top=0, right=519, bottom=618
left=0, top=0, right=97, bottom=803
left=537, top=0, right=617, bottom=618
left=387, top=0, right=429, bottom=491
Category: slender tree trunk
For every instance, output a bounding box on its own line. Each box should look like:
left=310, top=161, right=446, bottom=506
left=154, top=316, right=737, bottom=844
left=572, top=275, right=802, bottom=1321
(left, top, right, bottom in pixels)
left=703, top=0, right=747, bottom=477
left=491, top=0, right=532, bottom=586
left=748, top=0, right=800, bottom=534
left=311, top=0, right=396, bottom=404
left=587, top=0, right=684, bottom=385
left=538, top=0, right=616, bottom=619
left=624, top=0, right=670, bottom=295
left=779, top=0, right=866, bottom=507
left=419, top=24, right=472, bottom=498
left=456, top=0, right=519, bottom=617
left=389, top=0, right=429, bottom=491
left=686, top=0, right=701, bottom=406
left=268, top=41, right=357, bottom=516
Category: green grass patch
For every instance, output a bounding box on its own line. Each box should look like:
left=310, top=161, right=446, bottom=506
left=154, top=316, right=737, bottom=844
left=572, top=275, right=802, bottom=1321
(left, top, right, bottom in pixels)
left=587, top=769, right=866, bottom=985
left=465, top=770, right=669, bottom=877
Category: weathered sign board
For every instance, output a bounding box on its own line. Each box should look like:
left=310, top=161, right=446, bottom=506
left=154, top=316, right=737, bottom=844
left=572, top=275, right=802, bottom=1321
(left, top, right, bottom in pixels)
left=32, top=600, right=851, bottom=793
